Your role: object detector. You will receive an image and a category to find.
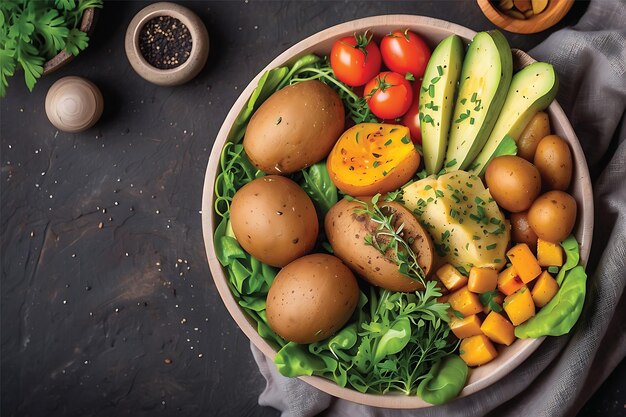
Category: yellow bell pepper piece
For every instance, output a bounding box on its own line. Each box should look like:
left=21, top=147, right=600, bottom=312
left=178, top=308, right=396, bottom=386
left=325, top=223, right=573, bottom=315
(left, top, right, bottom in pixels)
left=503, top=286, right=535, bottom=326
left=449, top=314, right=483, bottom=339
left=506, top=243, right=542, bottom=283
left=436, top=264, right=468, bottom=292
left=468, top=267, right=498, bottom=293
left=448, top=286, right=484, bottom=317
left=537, top=239, right=564, bottom=267
left=460, top=335, right=498, bottom=367
left=531, top=270, right=560, bottom=308
left=481, top=311, right=516, bottom=346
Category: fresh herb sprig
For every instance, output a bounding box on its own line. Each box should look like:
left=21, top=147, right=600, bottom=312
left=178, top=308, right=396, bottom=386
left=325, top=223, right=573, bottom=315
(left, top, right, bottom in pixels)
left=0, top=0, right=103, bottom=97
left=349, top=194, right=427, bottom=287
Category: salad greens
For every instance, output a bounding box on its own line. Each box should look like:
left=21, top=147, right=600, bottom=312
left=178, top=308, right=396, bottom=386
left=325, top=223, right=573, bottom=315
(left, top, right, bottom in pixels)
left=0, top=0, right=103, bottom=97
left=275, top=281, right=460, bottom=396
left=300, top=162, right=338, bottom=217
left=417, top=355, right=468, bottom=405
left=515, top=235, right=587, bottom=338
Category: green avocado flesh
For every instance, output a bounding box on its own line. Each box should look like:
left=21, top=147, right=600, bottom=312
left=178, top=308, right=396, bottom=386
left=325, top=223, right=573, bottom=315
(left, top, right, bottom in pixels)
left=420, top=35, right=464, bottom=175
left=470, top=62, right=559, bottom=176
left=444, top=30, right=513, bottom=171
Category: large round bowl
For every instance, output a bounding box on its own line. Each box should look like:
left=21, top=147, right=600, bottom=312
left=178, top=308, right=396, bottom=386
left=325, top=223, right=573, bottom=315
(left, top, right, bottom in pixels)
left=201, top=15, right=593, bottom=408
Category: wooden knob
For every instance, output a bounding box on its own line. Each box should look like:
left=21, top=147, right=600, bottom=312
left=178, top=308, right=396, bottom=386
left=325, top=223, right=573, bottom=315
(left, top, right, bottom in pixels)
left=45, top=76, right=104, bottom=133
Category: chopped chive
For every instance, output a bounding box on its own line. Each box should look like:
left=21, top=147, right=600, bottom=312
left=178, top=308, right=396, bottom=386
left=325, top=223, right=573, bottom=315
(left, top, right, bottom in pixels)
left=373, top=161, right=380, bottom=168
left=490, top=218, right=501, bottom=225
left=472, top=235, right=481, bottom=240
left=435, top=190, right=444, bottom=198
left=389, top=128, right=398, bottom=133
left=470, top=117, right=475, bottom=125
left=450, top=208, right=457, bottom=218
left=475, top=196, right=485, bottom=205
left=460, top=98, right=467, bottom=105
left=486, top=243, right=497, bottom=250
left=384, top=139, right=392, bottom=146
left=494, top=258, right=502, bottom=263
left=401, top=135, right=411, bottom=144
left=471, top=92, right=477, bottom=102
left=428, top=84, right=435, bottom=98
left=450, top=194, right=460, bottom=203
left=431, top=76, right=441, bottom=84
left=382, top=170, right=388, bottom=176
left=445, top=159, right=457, bottom=168
left=424, top=185, right=433, bottom=190
left=548, top=266, right=559, bottom=274
left=437, top=65, right=443, bottom=76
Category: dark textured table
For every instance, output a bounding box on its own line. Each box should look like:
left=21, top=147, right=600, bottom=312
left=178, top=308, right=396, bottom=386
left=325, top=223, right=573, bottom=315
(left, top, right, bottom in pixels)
left=2, top=1, right=624, bottom=417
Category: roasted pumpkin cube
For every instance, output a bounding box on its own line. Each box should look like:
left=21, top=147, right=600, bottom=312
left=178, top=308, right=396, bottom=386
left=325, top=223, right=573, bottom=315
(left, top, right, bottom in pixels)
left=503, top=287, right=535, bottom=326
left=468, top=267, right=498, bottom=293
left=436, top=264, right=468, bottom=292
left=531, top=270, right=559, bottom=307
left=481, top=312, right=515, bottom=346
left=460, top=335, right=498, bottom=367
left=537, top=239, right=564, bottom=267
left=507, top=243, right=542, bottom=283
left=449, top=314, right=483, bottom=339
left=448, top=286, right=484, bottom=317
left=497, top=266, right=524, bottom=296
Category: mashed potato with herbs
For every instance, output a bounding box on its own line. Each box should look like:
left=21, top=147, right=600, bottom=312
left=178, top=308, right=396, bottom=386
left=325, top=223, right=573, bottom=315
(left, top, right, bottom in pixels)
left=403, top=171, right=509, bottom=272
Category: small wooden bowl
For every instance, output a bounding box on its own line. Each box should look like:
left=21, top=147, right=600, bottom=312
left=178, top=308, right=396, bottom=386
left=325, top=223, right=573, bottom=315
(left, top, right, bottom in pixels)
left=124, top=2, right=209, bottom=86
left=477, top=0, right=575, bottom=34
left=43, top=8, right=97, bottom=75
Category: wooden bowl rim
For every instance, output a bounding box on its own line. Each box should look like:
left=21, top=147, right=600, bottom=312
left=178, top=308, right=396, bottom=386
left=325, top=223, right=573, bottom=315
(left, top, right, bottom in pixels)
left=476, top=0, right=575, bottom=34
left=42, top=8, right=97, bottom=75
left=201, top=14, right=593, bottom=408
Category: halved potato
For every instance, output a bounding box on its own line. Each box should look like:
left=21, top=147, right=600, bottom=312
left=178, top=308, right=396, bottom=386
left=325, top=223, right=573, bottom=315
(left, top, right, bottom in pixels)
left=325, top=198, right=433, bottom=292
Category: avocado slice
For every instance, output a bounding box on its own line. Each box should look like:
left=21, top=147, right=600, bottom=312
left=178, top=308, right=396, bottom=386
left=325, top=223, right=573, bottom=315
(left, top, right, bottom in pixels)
left=470, top=62, right=558, bottom=176
left=420, top=35, right=464, bottom=175
left=444, top=30, right=513, bottom=171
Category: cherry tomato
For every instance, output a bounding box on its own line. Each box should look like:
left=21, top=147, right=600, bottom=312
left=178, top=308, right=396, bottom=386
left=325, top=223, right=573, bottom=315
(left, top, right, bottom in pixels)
left=364, top=72, right=413, bottom=120
left=380, top=29, right=431, bottom=78
left=330, top=31, right=382, bottom=87
left=401, top=79, right=422, bottom=144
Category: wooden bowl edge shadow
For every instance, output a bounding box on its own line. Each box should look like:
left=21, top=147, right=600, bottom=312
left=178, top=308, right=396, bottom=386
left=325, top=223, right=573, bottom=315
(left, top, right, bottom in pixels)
left=200, top=15, right=593, bottom=409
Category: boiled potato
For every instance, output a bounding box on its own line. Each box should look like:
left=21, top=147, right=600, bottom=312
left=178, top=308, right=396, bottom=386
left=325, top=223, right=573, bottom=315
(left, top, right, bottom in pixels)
left=510, top=211, right=539, bottom=252
left=325, top=198, right=433, bottom=292
left=485, top=156, right=541, bottom=213
left=244, top=80, right=344, bottom=175
left=528, top=191, right=577, bottom=243
left=517, top=112, right=550, bottom=161
left=230, top=175, right=318, bottom=267
left=266, top=254, right=359, bottom=344
left=534, top=135, right=573, bottom=191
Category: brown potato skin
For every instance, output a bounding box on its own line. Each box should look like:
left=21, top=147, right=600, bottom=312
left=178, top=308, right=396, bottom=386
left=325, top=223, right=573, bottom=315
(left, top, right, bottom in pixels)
left=266, top=254, right=359, bottom=344
left=518, top=111, right=551, bottom=161
left=534, top=135, right=573, bottom=191
left=230, top=175, right=318, bottom=267
left=510, top=211, right=538, bottom=252
left=326, top=148, right=420, bottom=197
left=325, top=198, right=433, bottom=292
left=528, top=191, right=577, bottom=243
left=485, top=156, right=542, bottom=213
left=244, top=80, right=344, bottom=175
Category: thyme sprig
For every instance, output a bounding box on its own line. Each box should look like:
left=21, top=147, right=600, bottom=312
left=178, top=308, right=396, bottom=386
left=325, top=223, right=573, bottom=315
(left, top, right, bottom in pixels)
left=348, top=194, right=427, bottom=287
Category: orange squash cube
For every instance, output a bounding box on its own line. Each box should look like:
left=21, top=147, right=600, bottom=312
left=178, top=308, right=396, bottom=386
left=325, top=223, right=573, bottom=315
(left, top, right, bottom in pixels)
left=436, top=264, right=468, bottom=292
left=460, top=335, right=498, bottom=367
left=449, top=314, right=483, bottom=339
left=481, top=312, right=516, bottom=346
left=448, top=286, right=484, bottom=317
left=497, top=266, right=524, bottom=296
left=537, top=239, right=564, bottom=267
left=506, top=243, right=542, bottom=283
left=468, top=267, right=498, bottom=293
left=531, top=270, right=560, bottom=307
left=482, top=292, right=505, bottom=314
left=503, top=287, right=535, bottom=326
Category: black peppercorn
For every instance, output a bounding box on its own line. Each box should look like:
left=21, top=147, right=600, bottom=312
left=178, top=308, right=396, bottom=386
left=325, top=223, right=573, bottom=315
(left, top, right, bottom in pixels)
left=139, top=16, right=192, bottom=69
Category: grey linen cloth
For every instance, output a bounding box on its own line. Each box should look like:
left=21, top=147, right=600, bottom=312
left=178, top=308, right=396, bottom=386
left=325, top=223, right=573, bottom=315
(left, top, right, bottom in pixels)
left=251, top=0, right=626, bottom=415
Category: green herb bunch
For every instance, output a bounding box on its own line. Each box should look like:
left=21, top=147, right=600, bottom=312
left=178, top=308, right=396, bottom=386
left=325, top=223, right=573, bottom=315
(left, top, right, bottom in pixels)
left=0, top=0, right=103, bottom=97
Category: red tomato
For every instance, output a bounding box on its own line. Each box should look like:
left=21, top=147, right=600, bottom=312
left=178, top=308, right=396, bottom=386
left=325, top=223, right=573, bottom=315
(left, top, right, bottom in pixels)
left=380, top=29, right=431, bottom=78
left=364, top=72, right=413, bottom=120
left=330, top=32, right=382, bottom=87
left=401, top=79, right=422, bottom=144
